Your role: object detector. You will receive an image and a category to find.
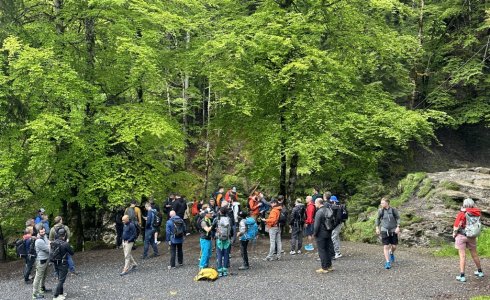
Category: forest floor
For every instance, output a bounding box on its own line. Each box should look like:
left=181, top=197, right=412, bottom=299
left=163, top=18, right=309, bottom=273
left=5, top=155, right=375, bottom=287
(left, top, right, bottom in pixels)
left=0, top=234, right=489, bottom=300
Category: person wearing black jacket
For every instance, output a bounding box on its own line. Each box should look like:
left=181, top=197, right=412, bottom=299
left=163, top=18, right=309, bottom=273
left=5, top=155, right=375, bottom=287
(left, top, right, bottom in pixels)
left=115, top=206, right=125, bottom=249
left=52, top=228, right=74, bottom=300
left=172, top=194, right=187, bottom=219
left=120, top=215, right=138, bottom=276
left=313, top=198, right=334, bottom=274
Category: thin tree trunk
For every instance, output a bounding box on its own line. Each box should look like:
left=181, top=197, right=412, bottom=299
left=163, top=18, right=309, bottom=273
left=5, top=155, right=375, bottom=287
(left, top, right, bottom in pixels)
left=69, top=201, right=84, bottom=251
left=0, top=224, right=6, bottom=262
left=287, top=153, right=299, bottom=206
left=84, top=16, right=96, bottom=82
left=279, top=104, right=287, bottom=197
left=166, top=80, right=172, bottom=116
left=53, top=0, right=64, bottom=35
left=182, top=31, right=190, bottom=135
left=411, top=0, right=424, bottom=109
left=204, top=81, right=211, bottom=198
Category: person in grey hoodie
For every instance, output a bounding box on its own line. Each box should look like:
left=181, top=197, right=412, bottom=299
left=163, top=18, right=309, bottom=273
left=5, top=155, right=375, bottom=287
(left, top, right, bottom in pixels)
left=375, top=197, right=400, bottom=269
left=32, top=224, right=52, bottom=299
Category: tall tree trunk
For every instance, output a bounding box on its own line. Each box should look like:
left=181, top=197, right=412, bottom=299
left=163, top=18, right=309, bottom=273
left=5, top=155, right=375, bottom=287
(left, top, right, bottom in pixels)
left=69, top=202, right=84, bottom=251
left=0, top=224, right=6, bottom=262
left=53, top=0, right=64, bottom=35
left=411, top=0, right=424, bottom=109
left=84, top=16, right=96, bottom=82
left=166, top=80, right=172, bottom=116
left=279, top=104, right=287, bottom=197
left=204, top=82, right=211, bottom=198
left=182, top=31, right=190, bottom=136
left=287, top=153, right=299, bottom=206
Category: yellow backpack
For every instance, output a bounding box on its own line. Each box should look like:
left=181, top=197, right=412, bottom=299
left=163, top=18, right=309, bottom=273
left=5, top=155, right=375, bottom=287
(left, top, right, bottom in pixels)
left=194, top=268, right=219, bottom=281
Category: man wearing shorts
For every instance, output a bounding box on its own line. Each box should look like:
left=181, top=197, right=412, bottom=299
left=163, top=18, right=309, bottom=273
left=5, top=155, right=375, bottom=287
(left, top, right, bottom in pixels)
left=375, top=198, right=400, bottom=269
left=304, top=196, right=316, bottom=251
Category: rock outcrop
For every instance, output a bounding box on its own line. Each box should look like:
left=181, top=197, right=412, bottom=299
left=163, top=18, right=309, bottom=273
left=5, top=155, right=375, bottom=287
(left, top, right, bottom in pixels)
left=398, top=168, right=490, bottom=246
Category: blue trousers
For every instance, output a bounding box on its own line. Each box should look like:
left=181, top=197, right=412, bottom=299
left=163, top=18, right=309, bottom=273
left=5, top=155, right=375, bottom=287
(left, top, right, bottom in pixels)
left=199, top=238, right=212, bottom=269
left=143, top=229, right=158, bottom=257
left=216, top=243, right=230, bottom=270
left=67, top=254, right=75, bottom=272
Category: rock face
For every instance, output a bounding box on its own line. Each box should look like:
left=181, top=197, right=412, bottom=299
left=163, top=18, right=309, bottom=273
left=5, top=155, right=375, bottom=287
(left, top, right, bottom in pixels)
left=398, top=168, right=490, bottom=247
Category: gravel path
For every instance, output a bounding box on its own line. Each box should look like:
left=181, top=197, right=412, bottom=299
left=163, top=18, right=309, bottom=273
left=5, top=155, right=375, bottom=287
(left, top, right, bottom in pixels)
left=0, top=234, right=488, bottom=300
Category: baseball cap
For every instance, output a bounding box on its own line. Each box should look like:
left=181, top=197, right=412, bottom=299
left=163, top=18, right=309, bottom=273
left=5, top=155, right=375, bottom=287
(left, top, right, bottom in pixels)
left=39, top=208, right=45, bottom=213
left=330, top=196, right=338, bottom=202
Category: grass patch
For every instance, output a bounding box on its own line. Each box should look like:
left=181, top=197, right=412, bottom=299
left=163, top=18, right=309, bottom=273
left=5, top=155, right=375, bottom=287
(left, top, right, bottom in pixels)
left=391, top=172, right=426, bottom=207
left=434, top=228, right=490, bottom=257
left=344, top=217, right=377, bottom=244
left=471, top=297, right=490, bottom=300
left=439, top=180, right=460, bottom=191
left=417, top=178, right=433, bottom=198
left=400, top=212, right=423, bottom=227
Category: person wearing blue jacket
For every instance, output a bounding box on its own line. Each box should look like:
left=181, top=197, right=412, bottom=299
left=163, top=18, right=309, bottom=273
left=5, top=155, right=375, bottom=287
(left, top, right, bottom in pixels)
left=142, top=202, right=159, bottom=259
left=166, top=210, right=185, bottom=269
left=120, top=215, right=138, bottom=276
left=237, top=210, right=258, bottom=270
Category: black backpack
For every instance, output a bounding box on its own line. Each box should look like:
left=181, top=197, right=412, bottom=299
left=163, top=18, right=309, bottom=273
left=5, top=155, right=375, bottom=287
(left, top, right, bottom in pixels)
left=49, top=240, right=66, bottom=263
left=330, top=204, right=343, bottom=228
left=290, top=206, right=305, bottom=227
left=172, top=219, right=185, bottom=238
left=151, top=209, right=162, bottom=228
left=196, top=214, right=204, bottom=232
left=323, top=206, right=335, bottom=230
left=278, top=208, right=288, bottom=227
left=15, top=239, right=27, bottom=258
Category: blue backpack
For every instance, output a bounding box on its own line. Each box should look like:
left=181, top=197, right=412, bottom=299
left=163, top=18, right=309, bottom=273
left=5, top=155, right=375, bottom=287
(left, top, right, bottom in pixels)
left=244, top=217, right=258, bottom=240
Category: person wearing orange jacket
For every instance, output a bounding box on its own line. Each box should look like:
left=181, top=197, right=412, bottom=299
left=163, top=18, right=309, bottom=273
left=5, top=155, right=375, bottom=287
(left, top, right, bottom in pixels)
left=248, top=195, right=260, bottom=218
left=262, top=199, right=282, bottom=261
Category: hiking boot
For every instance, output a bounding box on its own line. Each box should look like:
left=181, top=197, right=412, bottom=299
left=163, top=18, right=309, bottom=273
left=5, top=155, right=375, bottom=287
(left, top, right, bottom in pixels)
left=238, top=265, right=249, bottom=270
left=290, top=250, right=296, bottom=255
left=384, top=261, right=391, bottom=269
left=474, top=271, right=485, bottom=278
left=456, top=275, right=466, bottom=282
left=389, top=251, right=395, bottom=263
left=315, top=268, right=329, bottom=274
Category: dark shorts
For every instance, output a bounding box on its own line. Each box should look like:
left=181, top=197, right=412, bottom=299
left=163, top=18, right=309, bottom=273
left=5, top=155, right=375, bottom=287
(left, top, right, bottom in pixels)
left=381, top=231, right=398, bottom=245
left=304, top=224, right=314, bottom=236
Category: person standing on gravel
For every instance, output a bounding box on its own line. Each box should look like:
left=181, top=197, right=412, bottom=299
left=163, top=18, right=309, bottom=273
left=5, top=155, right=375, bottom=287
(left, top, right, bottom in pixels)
left=32, top=224, right=52, bottom=299
left=52, top=228, right=74, bottom=300
left=199, top=208, right=214, bottom=269
left=50, top=216, right=78, bottom=275
left=166, top=210, right=185, bottom=270
left=453, top=198, right=484, bottom=282
left=375, top=197, right=400, bottom=270
left=290, top=198, right=305, bottom=255
left=313, top=198, right=334, bottom=274
left=263, top=199, right=282, bottom=261
left=304, top=196, right=316, bottom=251
left=120, top=215, right=138, bottom=276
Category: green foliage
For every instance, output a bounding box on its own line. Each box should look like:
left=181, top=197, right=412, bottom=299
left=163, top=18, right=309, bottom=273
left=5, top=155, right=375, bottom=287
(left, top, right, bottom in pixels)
left=417, top=178, right=434, bottom=198
left=439, top=180, right=460, bottom=191
left=391, top=172, right=426, bottom=207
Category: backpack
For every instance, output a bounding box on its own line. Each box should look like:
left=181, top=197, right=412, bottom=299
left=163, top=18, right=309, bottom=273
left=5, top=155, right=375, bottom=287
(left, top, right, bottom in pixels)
left=278, top=208, right=288, bottom=227
left=196, top=214, right=204, bottom=232
left=290, top=206, right=305, bottom=227
left=330, top=204, right=343, bottom=228
left=151, top=209, right=162, bottom=228
left=172, top=219, right=185, bottom=238
left=244, top=218, right=258, bottom=240
left=194, top=268, right=218, bottom=281
left=127, top=207, right=137, bottom=224
left=216, top=216, right=231, bottom=241
left=49, top=240, right=66, bottom=263
left=323, top=206, right=335, bottom=230
left=15, top=239, right=27, bottom=258
left=465, top=213, right=482, bottom=238
left=341, top=204, right=349, bottom=221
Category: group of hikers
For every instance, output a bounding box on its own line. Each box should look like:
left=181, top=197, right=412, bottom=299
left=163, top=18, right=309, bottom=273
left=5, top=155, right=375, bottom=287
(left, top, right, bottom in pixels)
left=16, top=186, right=485, bottom=299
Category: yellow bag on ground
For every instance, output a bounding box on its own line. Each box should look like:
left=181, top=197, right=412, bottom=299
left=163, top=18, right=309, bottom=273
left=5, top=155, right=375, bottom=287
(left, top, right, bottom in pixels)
left=194, top=268, right=219, bottom=281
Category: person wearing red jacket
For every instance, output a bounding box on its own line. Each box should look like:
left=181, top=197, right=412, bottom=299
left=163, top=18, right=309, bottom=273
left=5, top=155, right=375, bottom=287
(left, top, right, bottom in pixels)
left=304, top=196, right=316, bottom=251
left=453, top=198, right=484, bottom=282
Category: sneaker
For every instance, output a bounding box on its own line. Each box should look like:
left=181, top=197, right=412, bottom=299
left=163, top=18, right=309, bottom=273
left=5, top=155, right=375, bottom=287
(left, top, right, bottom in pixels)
left=238, top=266, right=249, bottom=270
left=456, top=275, right=466, bottom=282
left=389, top=251, right=395, bottom=263
left=130, top=265, right=137, bottom=271
left=41, top=287, right=52, bottom=293
left=141, top=255, right=148, bottom=260
left=151, top=253, right=160, bottom=258
left=32, top=295, right=44, bottom=300
left=327, top=266, right=334, bottom=272
left=335, top=253, right=343, bottom=259
left=263, top=256, right=273, bottom=261
left=177, top=263, right=183, bottom=267
left=474, top=271, right=485, bottom=278
left=24, top=279, right=32, bottom=284
left=384, top=261, right=391, bottom=269
left=296, top=250, right=302, bottom=254
left=305, top=244, right=314, bottom=251
left=167, top=266, right=176, bottom=270
left=120, top=270, right=129, bottom=276
left=156, top=241, right=161, bottom=245
left=290, top=250, right=296, bottom=255
left=186, top=232, right=191, bottom=236
left=218, top=272, right=223, bottom=277
left=53, top=295, right=65, bottom=300
left=315, top=268, right=329, bottom=274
